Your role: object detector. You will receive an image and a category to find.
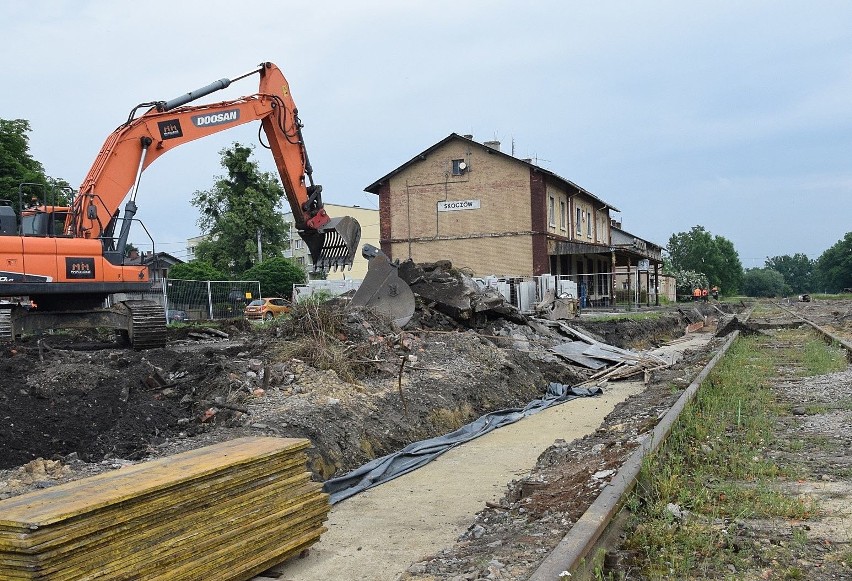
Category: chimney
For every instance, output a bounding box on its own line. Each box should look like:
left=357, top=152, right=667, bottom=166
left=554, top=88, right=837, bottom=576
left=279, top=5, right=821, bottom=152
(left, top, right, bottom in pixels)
left=462, top=134, right=473, bottom=139
left=483, top=140, right=501, bottom=152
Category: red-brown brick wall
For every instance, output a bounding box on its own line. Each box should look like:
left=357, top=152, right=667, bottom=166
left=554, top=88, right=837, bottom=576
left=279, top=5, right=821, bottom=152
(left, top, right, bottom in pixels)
left=376, top=182, right=392, bottom=257
left=530, top=170, right=548, bottom=275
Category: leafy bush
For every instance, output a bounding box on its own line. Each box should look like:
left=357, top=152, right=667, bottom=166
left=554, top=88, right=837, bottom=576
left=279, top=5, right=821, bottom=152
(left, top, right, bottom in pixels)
left=742, top=267, right=789, bottom=297
left=242, top=257, right=306, bottom=299
left=168, top=260, right=228, bottom=281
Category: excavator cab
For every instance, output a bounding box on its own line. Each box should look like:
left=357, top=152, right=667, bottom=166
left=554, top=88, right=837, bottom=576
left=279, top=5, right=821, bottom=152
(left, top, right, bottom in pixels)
left=20, top=206, right=71, bottom=237
left=12, top=183, right=74, bottom=238
left=0, top=201, right=16, bottom=235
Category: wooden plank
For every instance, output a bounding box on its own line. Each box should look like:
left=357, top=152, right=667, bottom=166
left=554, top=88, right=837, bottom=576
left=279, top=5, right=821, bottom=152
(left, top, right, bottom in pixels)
left=556, top=323, right=599, bottom=344
left=0, top=476, right=318, bottom=575
left=0, top=485, right=327, bottom=580
left=0, top=438, right=309, bottom=529
left=0, top=456, right=308, bottom=551
left=0, top=438, right=330, bottom=581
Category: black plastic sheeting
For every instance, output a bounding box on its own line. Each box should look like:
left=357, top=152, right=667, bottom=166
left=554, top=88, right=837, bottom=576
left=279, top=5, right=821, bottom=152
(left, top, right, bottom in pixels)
left=323, top=383, right=603, bottom=504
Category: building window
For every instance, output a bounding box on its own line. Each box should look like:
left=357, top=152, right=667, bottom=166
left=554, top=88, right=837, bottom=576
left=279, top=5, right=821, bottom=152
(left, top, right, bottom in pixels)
left=586, top=211, right=592, bottom=237
left=559, top=200, right=566, bottom=230
left=548, top=196, right=556, bottom=226
left=294, top=239, right=304, bottom=250
left=451, top=159, right=467, bottom=176
left=576, top=207, right=582, bottom=235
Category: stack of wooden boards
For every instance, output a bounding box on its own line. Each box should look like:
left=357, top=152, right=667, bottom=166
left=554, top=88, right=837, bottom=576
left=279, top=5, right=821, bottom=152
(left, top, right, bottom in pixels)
left=0, top=437, right=329, bottom=580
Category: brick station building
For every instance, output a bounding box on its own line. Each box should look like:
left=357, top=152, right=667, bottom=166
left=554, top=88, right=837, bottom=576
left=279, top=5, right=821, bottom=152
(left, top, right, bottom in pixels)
left=365, top=133, right=663, bottom=306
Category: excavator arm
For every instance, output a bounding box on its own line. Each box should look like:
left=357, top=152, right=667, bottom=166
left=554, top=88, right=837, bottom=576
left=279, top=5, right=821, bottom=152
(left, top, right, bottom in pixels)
left=70, top=62, right=359, bottom=271
left=1, top=61, right=411, bottom=349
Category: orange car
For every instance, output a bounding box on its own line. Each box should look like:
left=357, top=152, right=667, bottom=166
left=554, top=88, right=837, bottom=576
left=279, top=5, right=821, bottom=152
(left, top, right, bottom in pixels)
left=244, top=297, right=291, bottom=321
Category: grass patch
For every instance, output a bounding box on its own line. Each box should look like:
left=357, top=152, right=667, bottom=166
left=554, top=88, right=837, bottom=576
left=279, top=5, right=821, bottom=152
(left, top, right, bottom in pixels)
left=800, top=338, right=847, bottom=376
left=810, top=293, right=852, bottom=301
left=834, top=396, right=852, bottom=411
left=429, top=404, right=474, bottom=433
left=622, top=331, right=836, bottom=578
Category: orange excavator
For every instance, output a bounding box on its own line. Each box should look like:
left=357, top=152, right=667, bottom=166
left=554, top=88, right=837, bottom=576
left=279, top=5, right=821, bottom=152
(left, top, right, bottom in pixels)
left=0, top=62, right=363, bottom=347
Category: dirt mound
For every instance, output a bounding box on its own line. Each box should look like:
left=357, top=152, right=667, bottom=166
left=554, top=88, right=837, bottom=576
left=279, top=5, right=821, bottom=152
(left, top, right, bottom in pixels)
left=0, top=336, right=245, bottom=468
left=0, top=284, right=690, bottom=490
left=567, top=311, right=692, bottom=349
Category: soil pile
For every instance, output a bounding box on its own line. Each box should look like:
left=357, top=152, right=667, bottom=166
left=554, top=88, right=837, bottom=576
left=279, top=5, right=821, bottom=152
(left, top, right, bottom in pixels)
left=0, top=276, right=693, bottom=494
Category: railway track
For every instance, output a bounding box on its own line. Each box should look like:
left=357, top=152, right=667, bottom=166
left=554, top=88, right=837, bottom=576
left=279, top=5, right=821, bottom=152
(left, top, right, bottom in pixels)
left=532, top=301, right=852, bottom=580
left=257, top=300, right=851, bottom=580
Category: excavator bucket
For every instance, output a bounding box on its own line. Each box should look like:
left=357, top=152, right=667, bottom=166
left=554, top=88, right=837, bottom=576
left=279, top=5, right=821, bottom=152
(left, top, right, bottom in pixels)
left=349, top=244, right=416, bottom=327
left=301, top=215, right=362, bottom=272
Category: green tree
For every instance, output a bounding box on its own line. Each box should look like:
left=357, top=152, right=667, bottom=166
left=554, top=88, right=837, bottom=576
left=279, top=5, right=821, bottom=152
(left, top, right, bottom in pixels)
left=242, top=257, right=306, bottom=299
left=0, top=119, right=69, bottom=209
left=168, top=260, right=228, bottom=281
left=667, top=226, right=743, bottom=294
left=191, top=143, right=289, bottom=277
left=815, top=232, right=852, bottom=293
left=742, top=267, right=788, bottom=297
left=124, top=242, right=139, bottom=258
left=764, top=253, right=814, bottom=293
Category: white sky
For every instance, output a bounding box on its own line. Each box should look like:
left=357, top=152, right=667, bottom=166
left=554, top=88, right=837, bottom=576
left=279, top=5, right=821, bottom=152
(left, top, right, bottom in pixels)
left=3, top=1, right=852, bottom=267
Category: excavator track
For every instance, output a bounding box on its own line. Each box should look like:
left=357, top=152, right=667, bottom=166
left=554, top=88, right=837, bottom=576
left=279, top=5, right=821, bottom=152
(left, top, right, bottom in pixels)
left=0, top=307, right=12, bottom=341
left=122, top=300, right=167, bottom=349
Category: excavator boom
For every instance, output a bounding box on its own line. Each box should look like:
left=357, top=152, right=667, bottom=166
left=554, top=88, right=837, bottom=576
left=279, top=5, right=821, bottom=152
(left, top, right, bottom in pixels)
left=72, top=62, right=360, bottom=271
left=1, top=61, right=367, bottom=348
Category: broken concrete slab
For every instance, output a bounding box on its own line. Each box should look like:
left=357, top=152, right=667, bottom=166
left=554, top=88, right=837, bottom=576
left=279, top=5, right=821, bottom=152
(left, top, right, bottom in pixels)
left=535, top=289, right=579, bottom=321
left=550, top=342, right=608, bottom=370
left=397, top=260, right=526, bottom=326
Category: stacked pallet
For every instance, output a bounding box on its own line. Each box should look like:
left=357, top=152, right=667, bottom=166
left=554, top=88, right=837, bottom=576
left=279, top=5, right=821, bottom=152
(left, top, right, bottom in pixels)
left=0, top=437, right=329, bottom=581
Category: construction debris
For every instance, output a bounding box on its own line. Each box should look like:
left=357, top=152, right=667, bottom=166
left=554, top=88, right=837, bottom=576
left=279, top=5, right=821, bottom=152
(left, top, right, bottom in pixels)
left=715, top=316, right=763, bottom=337
left=397, top=259, right=525, bottom=326
left=535, top=288, right=580, bottom=320
left=533, top=319, right=679, bottom=385
left=0, top=437, right=329, bottom=581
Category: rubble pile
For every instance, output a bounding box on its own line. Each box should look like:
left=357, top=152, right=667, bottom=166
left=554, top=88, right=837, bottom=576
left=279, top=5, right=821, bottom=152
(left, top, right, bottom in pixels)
left=398, top=260, right=527, bottom=327
left=1, top=259, right=694, bottom=496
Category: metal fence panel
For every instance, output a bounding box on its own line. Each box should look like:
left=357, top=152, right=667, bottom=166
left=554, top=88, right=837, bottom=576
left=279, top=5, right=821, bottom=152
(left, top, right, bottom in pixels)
left=292, top=279, right=361, bottom=303
left=138, top=271, right=659, bottom=323
left=162, top=279, right=261, bottom=321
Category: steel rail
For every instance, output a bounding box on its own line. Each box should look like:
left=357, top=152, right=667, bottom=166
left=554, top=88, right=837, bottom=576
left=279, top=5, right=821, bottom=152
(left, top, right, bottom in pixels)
left=531, top=302, right=852, bottom=580
left=529, top=320, right=744, bottom=580
left=776, top=302, right=852, bottom=355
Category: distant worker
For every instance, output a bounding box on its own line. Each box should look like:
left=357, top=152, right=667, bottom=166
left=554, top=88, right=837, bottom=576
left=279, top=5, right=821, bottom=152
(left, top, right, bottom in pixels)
left=692, top=287, right=701, bottom=302
left=711, top=286, right=719, bottom=300
left=702, top=288, right=709, bottom=302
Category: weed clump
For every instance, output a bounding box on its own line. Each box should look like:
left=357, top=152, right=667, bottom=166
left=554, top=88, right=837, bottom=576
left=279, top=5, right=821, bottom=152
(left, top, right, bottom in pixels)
left=273, top=299, right=401, bottom=383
